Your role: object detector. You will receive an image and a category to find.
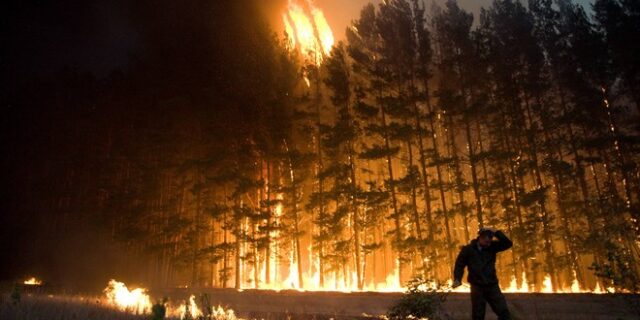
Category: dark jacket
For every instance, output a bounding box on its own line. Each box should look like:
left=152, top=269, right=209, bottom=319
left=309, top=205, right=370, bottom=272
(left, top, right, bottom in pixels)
left=453, top=231, right=513, bottom=287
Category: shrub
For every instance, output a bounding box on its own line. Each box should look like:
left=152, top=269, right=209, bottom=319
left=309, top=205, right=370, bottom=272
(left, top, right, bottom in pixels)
left=10, top=285, right=20, bottom=305
left=386, top=277, right=449, bottom=320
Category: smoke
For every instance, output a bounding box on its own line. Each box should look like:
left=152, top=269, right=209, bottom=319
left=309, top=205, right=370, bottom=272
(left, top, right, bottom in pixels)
left=0, top=0, right=285, bottom=289
left=262, top=0, right=592, bottom=43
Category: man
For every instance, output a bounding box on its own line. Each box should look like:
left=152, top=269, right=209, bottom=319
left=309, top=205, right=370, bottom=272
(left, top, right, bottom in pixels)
left=452, top=227, right=513, bottom=320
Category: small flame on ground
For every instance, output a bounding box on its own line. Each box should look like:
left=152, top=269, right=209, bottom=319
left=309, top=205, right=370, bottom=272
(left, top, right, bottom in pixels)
left=177, top=295, right=202, bottom=319
left=503, top=272, right=529, bottom=293
left=541, top=275, right=554, bottom=293
left=210, top=305, right=241, bottom=320
left=104, top=279, right=152, bottom=314
left=24, top=277, right=42, bottom=285
left=167, top=294, right=243, bottom=320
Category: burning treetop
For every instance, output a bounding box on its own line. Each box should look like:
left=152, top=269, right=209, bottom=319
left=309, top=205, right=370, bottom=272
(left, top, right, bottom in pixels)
left=283, top=0, right=334, bottom=64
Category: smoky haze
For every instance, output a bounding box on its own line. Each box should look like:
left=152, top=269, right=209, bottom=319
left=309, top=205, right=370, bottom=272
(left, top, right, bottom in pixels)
left=1, top=0, right=277, bottom=290
left=269, top=0, right=594, bottom=41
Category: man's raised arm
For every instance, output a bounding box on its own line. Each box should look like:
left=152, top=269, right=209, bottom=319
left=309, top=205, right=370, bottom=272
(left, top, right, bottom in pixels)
left=493, top=230, right=513, bottom=252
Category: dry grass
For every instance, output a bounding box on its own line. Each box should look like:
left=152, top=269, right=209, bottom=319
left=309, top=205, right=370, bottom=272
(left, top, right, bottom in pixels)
left=0, top=293, right=148, bottom=320
left=0, top=291, right=361, bottom=320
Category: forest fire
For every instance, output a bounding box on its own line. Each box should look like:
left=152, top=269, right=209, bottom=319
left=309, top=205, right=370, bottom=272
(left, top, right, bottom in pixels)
left=4, top=0, right=639, bottom=318
left=282, top=0, right=334, bottom=64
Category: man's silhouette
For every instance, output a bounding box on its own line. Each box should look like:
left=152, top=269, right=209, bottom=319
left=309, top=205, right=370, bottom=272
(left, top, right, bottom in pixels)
left=452, top=227, right=513, bottom=320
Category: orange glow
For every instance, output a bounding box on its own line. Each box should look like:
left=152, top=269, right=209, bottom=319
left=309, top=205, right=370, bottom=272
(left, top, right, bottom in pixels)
left=283, top=0, right=334, bottom=65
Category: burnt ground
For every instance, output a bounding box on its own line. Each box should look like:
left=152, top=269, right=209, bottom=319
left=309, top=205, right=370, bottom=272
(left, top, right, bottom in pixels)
left=156, top=288, right=640, bottom=320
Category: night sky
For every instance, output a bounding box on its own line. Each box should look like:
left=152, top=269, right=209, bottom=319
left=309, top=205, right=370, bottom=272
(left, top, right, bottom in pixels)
left=3, top=0, right=595, bottom=80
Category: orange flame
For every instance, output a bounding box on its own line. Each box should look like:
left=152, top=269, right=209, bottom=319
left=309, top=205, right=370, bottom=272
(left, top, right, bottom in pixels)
left=176, top=295, right=203, bottom=319
left=283, top=0, right=334, bottom=65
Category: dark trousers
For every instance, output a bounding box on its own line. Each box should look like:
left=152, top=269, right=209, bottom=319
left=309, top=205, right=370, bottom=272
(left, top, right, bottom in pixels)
left=470, top=284, right=511, bottom=320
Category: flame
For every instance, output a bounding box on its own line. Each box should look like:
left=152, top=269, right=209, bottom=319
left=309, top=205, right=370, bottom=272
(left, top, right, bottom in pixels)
left=256, top=248, right=404, bottom=292
left=177, top=295, right=202, bottom=319
left=541, top=274, right=554, bottom=293
left=173, top=295, right=242, bottom=319
left=251, top=247, right=613, bottom=294
left=503, top=272, right=529, bottom=293
left=210, top=305, right=241, bottom=320
left=24, top=277, right=42, bottom=285
left=592, top=282, right=615, bottom=294
left=446, top=272, right=614, bottom=294
left=500, top=273, right=613, bottom=294
left=175, top=297, right=241, bottom=320
left=310, top=6, right=334, bottom=56
left=104, top=279, right=152, bottom=314
left=570, top=277, right=581, bottom=292
left=283, top=0, right=334, bottom=65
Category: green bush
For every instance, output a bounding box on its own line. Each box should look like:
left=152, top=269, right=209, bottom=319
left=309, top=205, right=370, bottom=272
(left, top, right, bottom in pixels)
left=386, top=277, right=449, bottom=320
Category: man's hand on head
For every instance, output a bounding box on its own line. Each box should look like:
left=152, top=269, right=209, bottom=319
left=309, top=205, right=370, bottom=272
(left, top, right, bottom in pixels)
left=482, top=226, right=498, bottom=234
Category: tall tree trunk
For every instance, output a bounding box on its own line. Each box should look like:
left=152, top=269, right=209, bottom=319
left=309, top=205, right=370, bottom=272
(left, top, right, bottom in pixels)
left=522, top=94, right=558, bottom=291
left=412, top=99, right=435, bottom=272
left=286, top=140, right=304, bottom=289
left=424, top=94, right=454, bottom=269
left=265, top=160, right=272, bottom=285
left=464, top=115, right=484, bottom=228
left=446, top=114, right=469, bottom=243
left=498, top=107, right=529, bottom=285
left=234, top=199, right=242, bottom=290
left=379, top=98, right=403, bottom=283
left=315, top=99, right=327, bottom=288
left=345, top=94, right=363, bottom=290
